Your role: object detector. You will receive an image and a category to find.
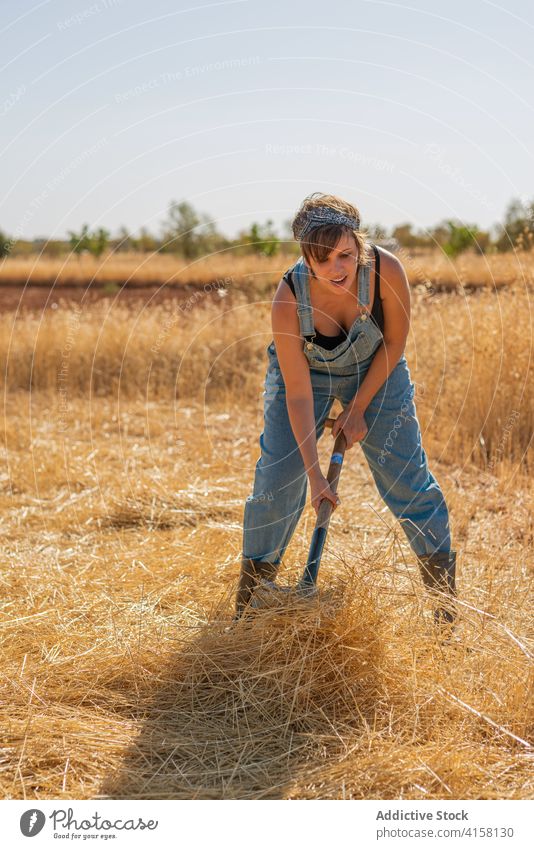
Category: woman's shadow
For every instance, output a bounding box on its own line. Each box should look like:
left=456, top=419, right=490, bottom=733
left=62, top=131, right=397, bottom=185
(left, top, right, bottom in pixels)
left=99, top=578, right=384, bottom=800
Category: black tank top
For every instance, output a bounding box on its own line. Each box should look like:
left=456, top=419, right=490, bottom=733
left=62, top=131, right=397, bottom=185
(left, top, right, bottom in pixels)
left=282, top=243, right=384, bottom=350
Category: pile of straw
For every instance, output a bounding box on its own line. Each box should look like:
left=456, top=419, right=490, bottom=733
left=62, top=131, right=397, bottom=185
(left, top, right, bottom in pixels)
left=98, top=565, right=533, bottom=800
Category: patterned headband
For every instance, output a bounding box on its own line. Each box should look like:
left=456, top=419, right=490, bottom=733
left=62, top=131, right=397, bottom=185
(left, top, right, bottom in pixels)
left=292, top=205, right=360, bottom=241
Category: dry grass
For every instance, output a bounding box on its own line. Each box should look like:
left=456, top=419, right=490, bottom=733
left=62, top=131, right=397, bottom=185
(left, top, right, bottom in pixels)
left=1, top=281, right=533, bottom=474
left=1, top=247, right=533, bottom=292
left=1, top=256, right=533, bottom=799
left=0, top=251, right=290, bottom=294
left=408, top=283, right=534, bottom=475
left=0, top=391, right=532, bottom=800
left=395, top=246, right=533, bottom=292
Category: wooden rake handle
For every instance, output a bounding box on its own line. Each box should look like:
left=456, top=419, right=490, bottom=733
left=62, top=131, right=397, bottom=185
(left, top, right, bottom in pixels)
left=299, top=415, right=347, bottom=588
left=319, top=416, right=347, bottom=521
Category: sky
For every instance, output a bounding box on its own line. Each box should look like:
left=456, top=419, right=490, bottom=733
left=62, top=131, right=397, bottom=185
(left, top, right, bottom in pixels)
left=1, top=0, right=533, bottom=243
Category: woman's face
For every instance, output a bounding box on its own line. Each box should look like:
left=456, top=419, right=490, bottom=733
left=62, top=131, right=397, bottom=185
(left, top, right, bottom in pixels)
left=306, top=232, right=359, bottom=296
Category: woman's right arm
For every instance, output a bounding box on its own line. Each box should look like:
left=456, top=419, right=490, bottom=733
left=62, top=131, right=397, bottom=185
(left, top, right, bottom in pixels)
left=271, top=280, right=340, bottom=513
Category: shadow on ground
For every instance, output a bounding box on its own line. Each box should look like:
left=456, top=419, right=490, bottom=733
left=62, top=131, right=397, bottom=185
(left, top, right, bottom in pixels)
left=99, top=580, right=385, bottom=800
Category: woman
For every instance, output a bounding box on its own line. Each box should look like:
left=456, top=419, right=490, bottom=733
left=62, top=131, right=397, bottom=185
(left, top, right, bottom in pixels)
left=236, top=192, right=457, bottom=628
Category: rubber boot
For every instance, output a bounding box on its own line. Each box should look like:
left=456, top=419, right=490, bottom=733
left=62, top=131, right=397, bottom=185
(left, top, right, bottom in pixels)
left=234, top=556, right=279, bottom=619
left=416, top=549, right=457, bottom=628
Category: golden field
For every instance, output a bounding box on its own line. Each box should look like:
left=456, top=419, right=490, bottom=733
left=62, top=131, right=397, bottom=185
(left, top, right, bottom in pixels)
left=1, top=246, right=533, bottom=293
left=0, top=250, right=533, bottom=800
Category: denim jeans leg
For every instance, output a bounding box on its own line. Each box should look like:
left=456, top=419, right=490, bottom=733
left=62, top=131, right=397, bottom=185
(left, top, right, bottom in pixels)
left=340, top=356, right=451, bottom=557
left=242, top=366, right=338, bottom=565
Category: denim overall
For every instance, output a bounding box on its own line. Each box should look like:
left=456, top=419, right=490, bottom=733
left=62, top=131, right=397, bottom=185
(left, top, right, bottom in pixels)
left=242, top=254, right=452, bottom=566
left=286, top=254, right=385, bottom=374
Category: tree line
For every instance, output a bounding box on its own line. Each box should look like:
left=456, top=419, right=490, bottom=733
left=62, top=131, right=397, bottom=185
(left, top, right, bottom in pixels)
left=1, top=196, right=533, bottom=260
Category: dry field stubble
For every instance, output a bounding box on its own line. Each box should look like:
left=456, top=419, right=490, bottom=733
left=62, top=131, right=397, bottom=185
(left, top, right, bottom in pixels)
left=0, top=265, right=533, bottom=800
left=1, top=247, right=533, bottom=293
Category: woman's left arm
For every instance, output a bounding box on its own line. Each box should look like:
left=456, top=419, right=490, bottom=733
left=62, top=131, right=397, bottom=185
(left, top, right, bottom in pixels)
left=347, top=249, right=411, bottom=415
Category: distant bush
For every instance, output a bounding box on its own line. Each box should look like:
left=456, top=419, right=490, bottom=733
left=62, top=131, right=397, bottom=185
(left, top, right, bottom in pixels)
left=442, top=221, right=482, bottom=258
left=239, top=220, right=280, bottom=257
left=0, top=228, right=12, bottom=258
left=494, top=197, right=534, bottom=252
left=68, top=224, right=110, bottom=258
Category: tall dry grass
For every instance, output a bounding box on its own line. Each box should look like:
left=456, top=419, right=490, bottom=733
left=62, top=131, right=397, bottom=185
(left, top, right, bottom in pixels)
left=1, top=248, right=533, bottom=292
left=0, top=251, right=292, bottom=294
left=1, top=283, right=533, bottom=475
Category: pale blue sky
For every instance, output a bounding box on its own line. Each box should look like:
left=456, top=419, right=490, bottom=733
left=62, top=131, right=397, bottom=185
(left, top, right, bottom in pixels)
left=2, top=0, right=533, bottom=242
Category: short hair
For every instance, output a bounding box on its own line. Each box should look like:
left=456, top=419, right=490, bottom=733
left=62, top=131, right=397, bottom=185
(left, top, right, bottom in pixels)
left=292, top=192, right=371, bottom=271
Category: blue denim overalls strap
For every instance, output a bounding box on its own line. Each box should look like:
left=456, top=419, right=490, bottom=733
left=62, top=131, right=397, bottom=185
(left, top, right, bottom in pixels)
left=289, top=253, right=384, bottom=376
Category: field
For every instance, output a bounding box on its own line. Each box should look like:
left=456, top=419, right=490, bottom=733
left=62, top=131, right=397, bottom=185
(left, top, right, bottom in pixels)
left=1, top=249, right=533, bottom=800
left=1, top=245, right=532, bottom=293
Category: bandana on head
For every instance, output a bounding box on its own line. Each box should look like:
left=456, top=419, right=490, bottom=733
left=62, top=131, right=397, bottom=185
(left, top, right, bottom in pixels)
left=292, top=205, right=360, bottom=241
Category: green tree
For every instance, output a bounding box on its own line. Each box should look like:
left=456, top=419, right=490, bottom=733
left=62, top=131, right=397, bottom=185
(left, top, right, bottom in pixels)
left=441, top=220, right=481, bottom=258
left=161, top=200, right=218, bottom=258
left=0, top=228, right=12, bottom=258
left=89, top=227, right=110, bottom=258
left=68, top=225, right=110, bottom=257
left=241, top=219, right=280, bottom=256
left=495, top=197, right=534, bottom=251
left=68, top=223, right=92, bottom=256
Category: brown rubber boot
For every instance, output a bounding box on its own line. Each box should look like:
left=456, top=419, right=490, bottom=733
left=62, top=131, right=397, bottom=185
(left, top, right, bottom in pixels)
left=234, top=556, right=279, bottom=619
left=416, top=549, right=457, bottom=628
